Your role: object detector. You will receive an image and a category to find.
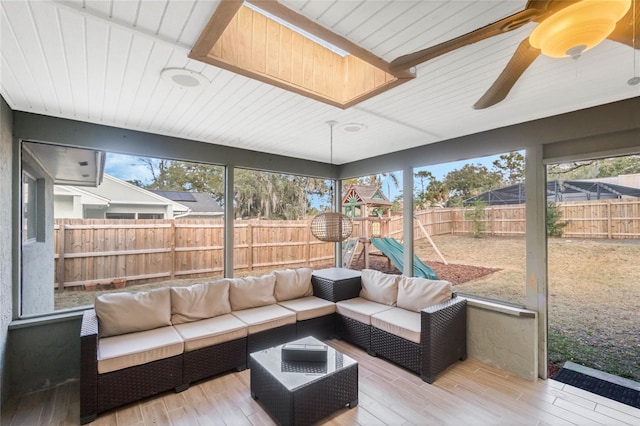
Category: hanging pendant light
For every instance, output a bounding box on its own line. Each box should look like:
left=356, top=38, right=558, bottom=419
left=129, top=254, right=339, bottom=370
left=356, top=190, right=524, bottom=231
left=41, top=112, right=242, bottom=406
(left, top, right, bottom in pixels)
left=310, top=121, right=353, bottom=242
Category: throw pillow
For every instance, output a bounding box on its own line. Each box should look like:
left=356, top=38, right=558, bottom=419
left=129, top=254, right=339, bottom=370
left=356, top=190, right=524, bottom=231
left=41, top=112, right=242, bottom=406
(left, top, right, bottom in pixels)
left=397, top=276, right=452, bottom=312
left=359, top=269, right=400, bottom=306
left=228, top=273, right=277, bottom=310
left=273, top=268, right=313, bottom=301
left=95, top=287, right=171, bottom=337
left=170, top=279, right=231, bottom=324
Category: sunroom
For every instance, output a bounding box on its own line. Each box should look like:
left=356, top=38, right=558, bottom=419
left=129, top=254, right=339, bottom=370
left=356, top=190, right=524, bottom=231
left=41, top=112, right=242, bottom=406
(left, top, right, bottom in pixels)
left=1, top=1, right=639, bottom=424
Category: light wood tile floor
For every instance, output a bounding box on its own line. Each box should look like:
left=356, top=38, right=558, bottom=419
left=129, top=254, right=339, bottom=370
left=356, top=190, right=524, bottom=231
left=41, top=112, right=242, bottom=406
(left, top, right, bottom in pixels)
left=3, top=339, right=639, bottom=425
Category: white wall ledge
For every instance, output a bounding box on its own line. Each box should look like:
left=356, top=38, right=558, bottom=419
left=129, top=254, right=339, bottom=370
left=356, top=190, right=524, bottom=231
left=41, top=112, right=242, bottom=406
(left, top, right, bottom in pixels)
left=8, top=308, right=85, bottom=330
left=463, top=296, right=537, bottom=318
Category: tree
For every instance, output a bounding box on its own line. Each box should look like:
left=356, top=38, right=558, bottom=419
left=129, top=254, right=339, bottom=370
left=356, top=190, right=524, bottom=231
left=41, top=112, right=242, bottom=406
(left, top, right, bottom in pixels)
left=547, top=161, right=598, bottom=180
left=134, top=158, right=329, bottom=220
left=547, top=156, right=640, bottom=181
left=547, top=202, right=569, bottom=237
left=342, top=172, right=399, bottom=198
left=465, top=199, right=487, bottom=238
left=414, top=170, right=449, bottom=208
left=492, top=151, right=525, bottom=184
left=444, top=164, right=502, bottom=206
left=596, top=155, right=640, bottom=177
left=234, top=170, right=329, bottom=219
left=139, top=158, right=225, bottom=202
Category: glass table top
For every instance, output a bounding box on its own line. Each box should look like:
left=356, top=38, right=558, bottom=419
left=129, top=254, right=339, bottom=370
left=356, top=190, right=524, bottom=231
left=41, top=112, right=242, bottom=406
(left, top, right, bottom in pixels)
left=249, top=336, right=357, bottom=391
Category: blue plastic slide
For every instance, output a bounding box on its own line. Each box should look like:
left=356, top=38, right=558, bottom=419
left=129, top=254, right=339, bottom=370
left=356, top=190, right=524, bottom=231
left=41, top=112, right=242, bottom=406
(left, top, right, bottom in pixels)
left=370, top=238, right=438, bottom=280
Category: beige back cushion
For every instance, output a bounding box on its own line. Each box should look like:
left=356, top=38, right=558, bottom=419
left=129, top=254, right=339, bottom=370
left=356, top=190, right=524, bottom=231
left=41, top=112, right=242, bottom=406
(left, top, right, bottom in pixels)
left=170, top=280, right=231, bottom=325
left=95, top=287, right=172, bottom=337
left=359, top=269, right=399, bottom=306
left=273, top=268, right=313, bottom=301
left=229, top=274, right=277, bottom=310
left=397, top=276, right=452, bottom=312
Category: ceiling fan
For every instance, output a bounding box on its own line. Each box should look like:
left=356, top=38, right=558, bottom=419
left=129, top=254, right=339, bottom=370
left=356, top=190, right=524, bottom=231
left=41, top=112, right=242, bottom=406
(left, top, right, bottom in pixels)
left=388, top=0, right=639, bottom=109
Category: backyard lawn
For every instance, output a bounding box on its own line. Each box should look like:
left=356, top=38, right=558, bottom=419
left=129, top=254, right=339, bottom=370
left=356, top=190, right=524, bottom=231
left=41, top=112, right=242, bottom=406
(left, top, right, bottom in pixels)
left=56, top=234, right=639, bottom=381
left=416, top=235, right=640, bottom=382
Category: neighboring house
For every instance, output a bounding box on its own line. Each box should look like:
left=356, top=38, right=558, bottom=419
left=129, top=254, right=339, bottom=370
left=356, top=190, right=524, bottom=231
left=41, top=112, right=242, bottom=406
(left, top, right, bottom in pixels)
left=53, top=186, right=110, bottom=218
left=54, top=174, right=188, bottom=219
left=150, top=190, right=224, bottom=219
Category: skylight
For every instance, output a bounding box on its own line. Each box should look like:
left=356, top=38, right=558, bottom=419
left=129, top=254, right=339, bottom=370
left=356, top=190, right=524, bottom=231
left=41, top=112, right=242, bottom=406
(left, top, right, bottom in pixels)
left=243, top=2, right=349, bottom=57
left=189, top=0, right=414, bottom=109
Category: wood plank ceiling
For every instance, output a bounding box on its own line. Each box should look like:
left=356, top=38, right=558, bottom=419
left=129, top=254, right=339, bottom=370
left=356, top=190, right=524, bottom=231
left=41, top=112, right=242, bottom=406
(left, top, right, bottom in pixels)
left=1, top=0, right=639, bottom=165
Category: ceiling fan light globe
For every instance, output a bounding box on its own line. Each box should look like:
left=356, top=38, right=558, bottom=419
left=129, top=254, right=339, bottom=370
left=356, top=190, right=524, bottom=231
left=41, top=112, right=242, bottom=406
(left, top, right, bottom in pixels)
left=529, top=0, right=631, bottom=58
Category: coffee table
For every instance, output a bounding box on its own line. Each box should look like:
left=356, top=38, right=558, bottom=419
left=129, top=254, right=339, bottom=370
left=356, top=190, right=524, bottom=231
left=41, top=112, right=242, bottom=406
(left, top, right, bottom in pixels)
left=250, top=336, right=358, bottom=426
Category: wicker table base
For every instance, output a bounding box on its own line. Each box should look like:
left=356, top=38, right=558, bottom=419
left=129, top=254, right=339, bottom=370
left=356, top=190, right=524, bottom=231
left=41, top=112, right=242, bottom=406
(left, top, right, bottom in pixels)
left=250, top=336, right=358, bottom=426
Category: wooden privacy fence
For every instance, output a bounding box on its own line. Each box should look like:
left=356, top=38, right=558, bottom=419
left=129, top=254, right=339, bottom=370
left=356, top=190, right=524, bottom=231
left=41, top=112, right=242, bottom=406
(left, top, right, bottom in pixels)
left=54, top=199, right=640, bottom=289
left=408, top=199, right=640, bottom=239
left=54, top=219, right=334, bottom=289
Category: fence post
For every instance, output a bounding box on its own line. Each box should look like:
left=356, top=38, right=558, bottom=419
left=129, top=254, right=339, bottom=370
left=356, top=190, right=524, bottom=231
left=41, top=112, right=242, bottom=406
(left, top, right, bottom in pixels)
left=248, top=221, right=253, bottom=271
left=492, top=206, right=497, bottom=236
left=306, top=220, right=311, bottom=265
left=169, top=221, right=176, bottom=279
left=57, top=222, right=65, bottom=291
left=607, top=200, right=612, bottom=239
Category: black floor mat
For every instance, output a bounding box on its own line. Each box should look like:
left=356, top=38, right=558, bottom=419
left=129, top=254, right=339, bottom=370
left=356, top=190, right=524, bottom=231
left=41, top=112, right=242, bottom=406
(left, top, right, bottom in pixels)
left=553, top=368, right=640, bottom=409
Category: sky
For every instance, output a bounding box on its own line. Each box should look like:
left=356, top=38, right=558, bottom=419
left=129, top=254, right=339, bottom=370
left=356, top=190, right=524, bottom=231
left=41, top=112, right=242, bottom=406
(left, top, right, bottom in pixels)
left=380, top=153, right=505, bottom=200
left=104, top=151, right=510, bottom=202
left=105, top=153, right=155, bottom=185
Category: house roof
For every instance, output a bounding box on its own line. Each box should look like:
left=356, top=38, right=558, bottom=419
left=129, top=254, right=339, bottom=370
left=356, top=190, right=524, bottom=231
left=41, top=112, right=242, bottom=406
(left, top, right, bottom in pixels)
left=54, top=185, right=110, bottom=207
left=2, top=1, right=638, bottom=166
left=343, top=185, right=392, bottom=206
left=465, top=180, right=640, bottom=205
left=23, top=142, right=105, bottom=187
left=150, top=190, right=223, bottom=215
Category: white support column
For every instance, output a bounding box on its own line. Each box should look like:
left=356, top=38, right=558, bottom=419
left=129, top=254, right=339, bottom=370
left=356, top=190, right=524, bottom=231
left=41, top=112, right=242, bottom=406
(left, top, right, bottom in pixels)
left=334, top=178, right=343, bottom=268
left=403, top=166, right=414, bottom=276
left=525, top=145, right=547, bottom=379
left=224, top=166, right=234, bottom=278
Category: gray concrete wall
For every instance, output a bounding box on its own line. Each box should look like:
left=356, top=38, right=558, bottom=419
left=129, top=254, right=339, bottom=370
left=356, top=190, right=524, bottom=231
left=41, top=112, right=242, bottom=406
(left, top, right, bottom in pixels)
left=6, top=314, right=82, bottom=397
left=466, top=298, right=538, bottom=381
left=20, top=150, right=54, bottom=316
left=1, top=97, right=14, bottom=406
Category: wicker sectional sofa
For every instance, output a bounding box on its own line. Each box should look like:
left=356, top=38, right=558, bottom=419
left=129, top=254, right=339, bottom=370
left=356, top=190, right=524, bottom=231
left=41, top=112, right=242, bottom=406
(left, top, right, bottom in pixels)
left=333, top=269, right=467, bottom=384
left=80, top=268, right=334, bottom=424
left=80, top=267, right=466, bottom=424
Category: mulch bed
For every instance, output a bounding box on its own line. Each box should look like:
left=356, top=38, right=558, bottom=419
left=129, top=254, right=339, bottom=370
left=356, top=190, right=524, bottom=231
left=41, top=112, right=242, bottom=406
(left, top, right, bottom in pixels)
left=349, top=253, right=500, bottom=286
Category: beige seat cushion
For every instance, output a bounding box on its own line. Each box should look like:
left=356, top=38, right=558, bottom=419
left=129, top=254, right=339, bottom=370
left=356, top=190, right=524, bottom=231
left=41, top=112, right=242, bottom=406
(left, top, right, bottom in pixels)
left=97, top=325, right=184, bottom=374
left=173, top=314, right=248, bottom=352
left=359, top=269, right=400, bottom=306
left=335, top=297, right=393, bottom=325
left=170, top=280, right=231, bottom=325
left=397, top=276, right=452, bottom=312
left=229, top=274, right=277, bottom=311
left=371, top=307, right=421, bottom=344
left=273, top=268, right=313, bottom=301
left=277, top=296, right=335, bottom=321
left=95, top=288, right=171, bottom=337
left=231, top=304, right=296, bottom=334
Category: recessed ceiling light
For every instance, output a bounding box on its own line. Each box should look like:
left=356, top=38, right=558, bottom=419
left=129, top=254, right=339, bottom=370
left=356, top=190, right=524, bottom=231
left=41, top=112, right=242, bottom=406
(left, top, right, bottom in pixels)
left=161, top=68, right=211, bottom=89
left=339, top=123, right=367, bottom=133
